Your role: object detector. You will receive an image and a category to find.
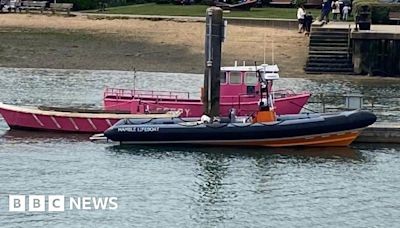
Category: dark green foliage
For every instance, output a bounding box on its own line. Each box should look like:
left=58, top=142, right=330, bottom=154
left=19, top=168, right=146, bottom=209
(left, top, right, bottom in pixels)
left=353, top=0, right=400, bottom=23
left=292, top=0, right=307, bottom=7
left=371, top=6, right=389, bottom=23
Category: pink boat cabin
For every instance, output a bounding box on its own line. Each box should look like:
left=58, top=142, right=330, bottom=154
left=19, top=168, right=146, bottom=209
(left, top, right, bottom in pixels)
left=103, top=64, right=311, bottom=117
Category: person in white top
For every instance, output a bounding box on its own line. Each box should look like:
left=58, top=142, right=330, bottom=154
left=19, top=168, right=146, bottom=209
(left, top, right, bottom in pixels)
left=331, top=0, right=340, bottom=21
left=297, top=5, right=306, bottom=33
left=342, top=5, right=351, bottom=21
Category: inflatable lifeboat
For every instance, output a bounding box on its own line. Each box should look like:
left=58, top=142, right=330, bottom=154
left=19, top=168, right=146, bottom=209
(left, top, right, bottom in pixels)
left=101, top=70, right=377, bottom=147
left=103, top=110, right=376, bottom=147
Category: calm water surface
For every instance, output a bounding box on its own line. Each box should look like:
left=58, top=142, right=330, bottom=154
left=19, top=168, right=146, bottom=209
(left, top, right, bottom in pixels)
left=0, top=68, right=399, bottom=227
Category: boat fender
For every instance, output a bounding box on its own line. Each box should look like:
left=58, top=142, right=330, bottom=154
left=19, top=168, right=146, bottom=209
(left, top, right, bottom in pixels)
left=200, top=114, right=211, bottom=123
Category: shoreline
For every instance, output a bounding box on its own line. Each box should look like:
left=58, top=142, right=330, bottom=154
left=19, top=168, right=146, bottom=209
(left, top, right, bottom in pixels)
left=2, top=66, right=400, bottom=83
left=0, top=14, right=308, bottom=77
left=0, top=14, right=399, bottom=81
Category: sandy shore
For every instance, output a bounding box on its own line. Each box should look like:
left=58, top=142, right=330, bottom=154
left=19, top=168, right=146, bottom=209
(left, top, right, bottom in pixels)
left=0, top=14, right=309, bottom=76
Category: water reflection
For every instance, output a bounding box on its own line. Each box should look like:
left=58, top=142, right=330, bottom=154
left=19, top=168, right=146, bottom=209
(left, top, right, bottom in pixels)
left=194, top=152, right=233, bottom=226
left=107, top=144, right=364, bottom=226
left=0, top=127, right=363, bottom=161
left=1, top=129, right=91, bottom=143
left=108, top=144, right=361, bottom=160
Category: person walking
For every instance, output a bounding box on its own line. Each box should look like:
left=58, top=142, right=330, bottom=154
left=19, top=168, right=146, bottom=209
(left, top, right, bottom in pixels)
left=320, top=0, right=333, bottom=23
left=331, top=0, right=340, bottom=21
left=338, top=0, right=344, bottom=20
left=342, top=4, right=351, bottom=21
left=304, top=12, right=314, bottom=36
left=297, top=5, right=306, bottom=33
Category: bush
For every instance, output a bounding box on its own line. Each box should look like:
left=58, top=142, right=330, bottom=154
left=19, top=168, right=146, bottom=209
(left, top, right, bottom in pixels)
left=292, top=0, right=306, bottom=7
left=353, top=0, right=400, bottom=23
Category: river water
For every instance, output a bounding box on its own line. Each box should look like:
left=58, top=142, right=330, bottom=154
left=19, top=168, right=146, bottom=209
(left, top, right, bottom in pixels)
left=0, top=67, right=399, bottom=227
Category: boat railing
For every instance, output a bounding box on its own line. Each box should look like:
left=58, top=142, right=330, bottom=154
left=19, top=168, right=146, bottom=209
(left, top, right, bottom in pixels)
left=104, top=88, right=191, bottom=101
left=220, top=93, right=257, bottom=110
left=272, top=89, right=307, bottom=98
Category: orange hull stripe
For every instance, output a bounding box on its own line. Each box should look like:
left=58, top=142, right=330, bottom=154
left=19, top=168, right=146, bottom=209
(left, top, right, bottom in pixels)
left=206, top=131, right=360, bottom=147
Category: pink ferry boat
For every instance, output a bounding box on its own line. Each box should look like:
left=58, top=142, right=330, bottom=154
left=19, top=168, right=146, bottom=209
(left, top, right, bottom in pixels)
left=103, top=64, right=311, bottom=117
left=0, top=103, right=180, bottom=133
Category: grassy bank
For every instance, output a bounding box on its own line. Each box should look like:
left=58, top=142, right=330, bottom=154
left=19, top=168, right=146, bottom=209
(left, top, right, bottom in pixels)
left=89, top=3, right=321, bottom=19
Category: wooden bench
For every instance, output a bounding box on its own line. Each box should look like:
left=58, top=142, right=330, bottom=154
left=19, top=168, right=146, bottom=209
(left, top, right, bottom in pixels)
left=215, top=0, right=257, bottom=11
left=389, top=11, right=400, bottom=25
left=304, top=0, right=322, bottom=7
left=50, top=3, right=73, bottom=16
left=2, top=0, right=22, bottom=13
left=19, top=1, right=47, bottom=13
left=268, top=0, right=292, bottom=6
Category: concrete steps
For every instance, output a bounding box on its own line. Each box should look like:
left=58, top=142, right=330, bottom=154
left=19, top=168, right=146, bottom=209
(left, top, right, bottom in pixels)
left=305, top=67, right=354, bottom=73
left=309, top=51, right=349, bottom=56
left=311, top=35, right=348, bottom=39
left=309, top=46, right=350, bottom=51
left=311, top=27, right=350, bottom=32
left=307, top=57, right=351, bottom=63
left=310, top=37, right=348, bottom=42
left=305, top=27, right=353, bottom=74
left=310, top=42, right=348, bottom=46
left=306, top=62, right=353, bottom=68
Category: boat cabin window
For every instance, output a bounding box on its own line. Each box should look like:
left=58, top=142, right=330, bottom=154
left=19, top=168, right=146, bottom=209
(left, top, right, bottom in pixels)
left=229, top=72, right=241, bottom=84
left=245, top=72, right=258, bottom=85
left=220, top=71, right=227, bottom=84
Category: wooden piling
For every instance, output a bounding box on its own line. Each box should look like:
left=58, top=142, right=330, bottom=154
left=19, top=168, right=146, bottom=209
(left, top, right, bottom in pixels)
left=203, top=7, right=223, bottom=118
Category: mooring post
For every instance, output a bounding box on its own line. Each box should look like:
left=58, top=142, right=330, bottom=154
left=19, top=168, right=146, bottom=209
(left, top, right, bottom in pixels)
left=203, top=7, right=224, bottom=118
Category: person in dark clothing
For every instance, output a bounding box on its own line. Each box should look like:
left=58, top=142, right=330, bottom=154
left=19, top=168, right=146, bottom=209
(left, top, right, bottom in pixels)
left=304, top=12, right=314, bottom=36
left=45, top=0, right=55, bottom=8
left=0, top=0, right=9, bottom=12
left=228, top=108, right=237, bottom=122
left=320, top=0, right=333, bottom=23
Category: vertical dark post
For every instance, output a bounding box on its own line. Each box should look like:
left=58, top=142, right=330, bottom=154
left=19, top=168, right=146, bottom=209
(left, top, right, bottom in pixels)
left=203, top=7, right=223, bottom=118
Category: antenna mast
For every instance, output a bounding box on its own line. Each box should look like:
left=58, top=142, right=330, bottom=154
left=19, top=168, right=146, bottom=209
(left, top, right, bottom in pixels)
left=263, top=32, right=266, bottom=64
left=271, top=39, right=275, bottom=65
left=133, top=67, right=137, bottom=92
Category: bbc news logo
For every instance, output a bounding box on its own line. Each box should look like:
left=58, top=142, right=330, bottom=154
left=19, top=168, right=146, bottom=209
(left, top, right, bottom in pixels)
left=8, top=195, right=118, bottom=212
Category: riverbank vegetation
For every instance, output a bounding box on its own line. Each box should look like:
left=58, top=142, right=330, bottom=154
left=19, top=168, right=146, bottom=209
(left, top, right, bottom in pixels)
left=353, top=0, right=400, bottom=23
